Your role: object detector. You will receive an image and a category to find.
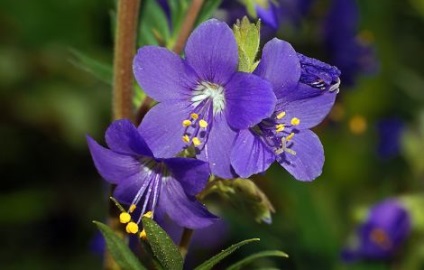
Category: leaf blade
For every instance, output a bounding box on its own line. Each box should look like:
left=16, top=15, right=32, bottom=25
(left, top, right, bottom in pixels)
left=227, top=250, right=289, bottom=270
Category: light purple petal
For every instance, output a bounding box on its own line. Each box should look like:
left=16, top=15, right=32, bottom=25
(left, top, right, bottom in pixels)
left=164, top=157, right=210, bottom=196
left=184, top=19, right=238, bottom=84
left=133, top=46, right=197, bottom=102
left=254, top=38, right=300, bottom=99
left=231, top=129, right=275, bottom=178
left=197, top=114, right=237, bottom=179
left=277, top=84, right=337, bottom=129
left=113, top=172, right=150, bottom=205
left=158, top=178, right=217, bottom=229
left=138, top=101, right=192, bottom=158
left=87, top=136, right=140, bottom=184
left=225, top=73, right=276, bottom=129
left=277, top=130, right=324, bottom=181
left=105, top=119, right=153, bottom=157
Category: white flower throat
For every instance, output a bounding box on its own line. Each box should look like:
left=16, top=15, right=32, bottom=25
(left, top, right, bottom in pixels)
left=191, top=81, right=225, bottom=115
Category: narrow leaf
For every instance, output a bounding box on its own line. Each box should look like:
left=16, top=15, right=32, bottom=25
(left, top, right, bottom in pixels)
left=93, top=221, right=145, bottom=270
left=142, top=217, right=184, bottom=270
left=195, top=0, right=223, bottom=25
left=227, top=250, right=289, bottom=270
left=70, top=49, right=112, bottom=85
left=194, top=238, right=260, bottom=270
left=138, top=0, right=171, bottom=47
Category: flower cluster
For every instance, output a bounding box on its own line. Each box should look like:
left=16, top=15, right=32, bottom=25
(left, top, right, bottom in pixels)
left=88, top=19, right=340, bottom=231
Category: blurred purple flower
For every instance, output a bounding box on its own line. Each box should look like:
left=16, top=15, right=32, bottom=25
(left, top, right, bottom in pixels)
left=256, top=0, right=313, bottom=29
left=231, top=38, right=340, bottom=181
left=342, top=199, right=411, bottom=262
left=376, top=118, right=404, bottom=159
left=324, top=0, right=378, bottom=86
left=133, top=19, right=276, bottom=179
left=87, top=119, right=216, bottom=229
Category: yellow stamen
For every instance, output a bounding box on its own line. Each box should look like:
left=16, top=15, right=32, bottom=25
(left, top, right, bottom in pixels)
left=190, top=113, right=199, bottom=120
left=143, top=211, right=153, bottom=219
left=182, top=120, right=192, bottom=127
left=192, top=137, right=201, bottom=147
left=119, top=212, right=131, bottom=224
left=126, top=222, right=139, bottom=234
left=275, top=124, right=285, bottom=133
left=182, top=135, right=190, bottom=143
left=276, top=111, right=286, bottom=119
left=129, top=204, right=136, bottom=213
left=199, top=119, right=208, bottom=128
left=286, top=132, right=295, bottom=141
left=139, top=229, right=147, bottom=239
left=290, top=117, right=300, bottom=126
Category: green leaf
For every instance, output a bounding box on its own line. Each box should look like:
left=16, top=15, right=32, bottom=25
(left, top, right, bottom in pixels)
left=194, top=238, right=260, bottom=270
left=69, top=49, right=112, bottom=85
left=142, top=217, right=184, bottom=270
left=93, top=221, right=145, bottom=270
left=227, top=250, right=289, bottom=270
left=233, top=17, right=261, bottom=72
left=138, top=0, right=171, bottom=47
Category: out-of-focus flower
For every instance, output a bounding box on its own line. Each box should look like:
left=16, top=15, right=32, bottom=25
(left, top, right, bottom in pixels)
left=342, top=199, right=411, bottom=261
left=134, top=19, right=276, bottom=179
left=376, top=118, right=404, bottom=159
left=231, top=38, right=340, bottom=181
left=324, top=0, right=378, bottom=86
left=256, top=0, right=313, bottom=29
left=87, top=119, right=216, bottom=231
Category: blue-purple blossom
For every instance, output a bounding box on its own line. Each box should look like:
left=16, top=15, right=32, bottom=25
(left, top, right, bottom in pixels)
left=133, top=19, right=276, bottom=179
left=376, top=118, right=404, bottom=159
left=87, top=119, right=216, bottom=229
left=231, top=38, right=340, bottom=181
left=324, top=0, right=378, bottom=86
left=342, top=199, right=411, bottom=261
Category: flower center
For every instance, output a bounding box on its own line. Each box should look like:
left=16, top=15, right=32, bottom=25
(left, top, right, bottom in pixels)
left=191, top=81, right=225, bottom=115
left=369, top=228, right=392, bottom=250
left=257, top=110, right=301, bottom=157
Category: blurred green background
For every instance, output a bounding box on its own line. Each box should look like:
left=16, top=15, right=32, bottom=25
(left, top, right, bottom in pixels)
left=1, top=0, right=424, bottom=269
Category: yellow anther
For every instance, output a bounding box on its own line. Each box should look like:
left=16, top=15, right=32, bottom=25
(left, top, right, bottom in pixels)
left=143, top=211, right=153, bottom=219
left=126, top=222, right=139, bottom=234
left=182, top=135, right=190, bottom=143
left=199, top=119, right=208, bottom=128
left=182, top=120, right=192, bottom=127
left=129, top=204, right=136, bottom=213
left=139, top=229, right=147, bottom=239
left=192, top=137, right=201, bottom=147
left=190, top=113, right=199, bottom=120
left=286, top=132, right=295, bottom=141
left=276, top=111, right=286, bottom=119
left=275, top=124, right=285, bottom=133
left=290, top=117, right=300, bottom=126
left=119, top=212, right=131, bottom=224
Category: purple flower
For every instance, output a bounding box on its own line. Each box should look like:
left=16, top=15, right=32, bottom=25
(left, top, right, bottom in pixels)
left=376, top=118, right=404, bottom=159
left=133, top=19, right=276, bottom=179
left=231, top=38, right=340, bottom=181
left=324, top=0, right=378, bottom=86
left=342, top=199, right=411, bottom=261
left=87, top=119, right=216, bottom=229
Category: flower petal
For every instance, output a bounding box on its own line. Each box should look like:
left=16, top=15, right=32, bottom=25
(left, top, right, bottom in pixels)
left=225, top=73, right=276, bottom=129
left=86, top=136, right=140, bottom=184
left=105, top=119, right=153, bottom=156
left=197, top=114, right=237, bottom=179
left=277, top=84, right=337, bottom=129
left=184, top=19, right=238, bottom=84
left=164, top=157, right=210, bottom=196
left=254, top=38, right=300, bottom=99
left=231, top=129, right=275, bottom=178
left=133, top=46, right=197, bottom=102
left=113, top=172, right=151, bottom=205
left=158, top=178, right=217, bottom=229
left=277, top=130, right=324, bottom=181
left=138, top=101, right=191, bottom=158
